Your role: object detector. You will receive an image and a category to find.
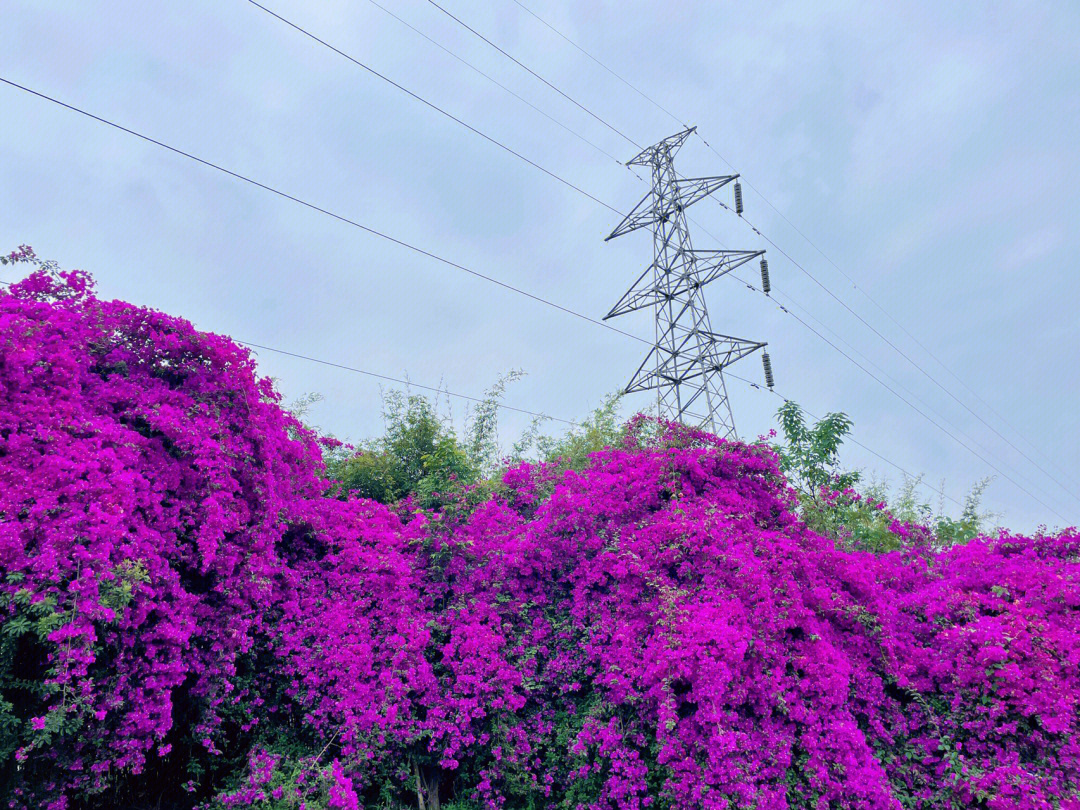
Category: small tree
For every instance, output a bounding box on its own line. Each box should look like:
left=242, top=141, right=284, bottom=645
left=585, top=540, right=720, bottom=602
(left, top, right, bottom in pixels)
left=772, top=401, right=994, bottom=551
left=330, top=390, right=476, bottom=508
left=773, top=400, right=858, bottom=502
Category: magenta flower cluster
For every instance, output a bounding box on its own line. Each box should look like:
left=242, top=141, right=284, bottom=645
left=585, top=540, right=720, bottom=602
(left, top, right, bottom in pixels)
left=2, top=268, right=1079, bottom=810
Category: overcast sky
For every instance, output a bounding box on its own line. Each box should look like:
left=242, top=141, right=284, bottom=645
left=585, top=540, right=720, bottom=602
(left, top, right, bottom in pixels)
left=3, top=0, right=1078, bottom=530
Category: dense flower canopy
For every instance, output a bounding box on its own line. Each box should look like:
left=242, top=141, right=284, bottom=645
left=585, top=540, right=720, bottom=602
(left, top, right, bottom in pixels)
left=1, top=268, right=1079, bottom=810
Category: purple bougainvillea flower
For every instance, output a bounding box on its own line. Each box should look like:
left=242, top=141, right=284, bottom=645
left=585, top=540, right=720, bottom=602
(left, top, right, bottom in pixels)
left=3, top=267, right=1078, bottom=810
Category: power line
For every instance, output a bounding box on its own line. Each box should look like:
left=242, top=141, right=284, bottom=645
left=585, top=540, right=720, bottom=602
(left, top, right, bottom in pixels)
left=692, top=129, right=1069, bottom=490
left=0, top=77, right=643, bottom=345
left=680, top=154, right=1080, bottom=509
left=1, top=145, right=953, bottom=512
left=236, top=340, right=578, bottom=425
left=757, top=283, right=1057, bottom=503
left=244, top=0, right=619, bottom=214
left=717, top=265, right=1071, bottom=522
left=681, top=204, right=1068, bottom=517
left=503, top=0, right=1078, bottom=508
left=3, top=77, right=1064, bottom=521
left=508, top=0, right=688, bottom=130
left=0, top=271, right=575, bottom=423
left=731, top=206, right=1080, bottom=505
left=423, top=0, right=641, bottom=150
left=686, top=131, right=1080, bottom=501
left=361, top=0, right=624, bottom=167
left=683, top=214, right=1066, bottom=506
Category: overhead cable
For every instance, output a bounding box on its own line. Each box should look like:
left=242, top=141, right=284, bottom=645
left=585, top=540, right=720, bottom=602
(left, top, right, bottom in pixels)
left=3, top=75, right=1062, bottom=520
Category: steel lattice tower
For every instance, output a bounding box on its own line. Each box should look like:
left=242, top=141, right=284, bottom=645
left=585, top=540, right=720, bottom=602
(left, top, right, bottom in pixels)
left=605, top=127, right=767, bottom=439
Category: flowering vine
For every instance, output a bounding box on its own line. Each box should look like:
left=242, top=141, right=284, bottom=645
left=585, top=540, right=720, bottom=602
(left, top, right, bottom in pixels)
left=1, top=267, right=1078, bottom=810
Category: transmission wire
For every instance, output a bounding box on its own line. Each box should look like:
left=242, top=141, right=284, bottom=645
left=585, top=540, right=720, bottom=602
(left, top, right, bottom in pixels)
left=692, top=130, right=1065, bottom=490
left=423, top=0, right=642, bottom=150
left=245, top=0, right=1069, bottom=511
left=236, top=341, right=578, bottom=424
left=362, top=0, right=624, bottom=166
left=2, top=76, right=1065, bottom=521
left=241, top=1, right=1072, bottom=512
left=503, top=0, right=1079, bottom=505
left=684, top=213, right=1071, bottom=508
left=508, top=0, right=689, bottom=129
left=721, top=270, right=1069, bottom=521
left=245, top=0, right=619, bottom=214
left=0, top=77, right=638, bottom=342
left=734, top=204, right=1080, bottom=504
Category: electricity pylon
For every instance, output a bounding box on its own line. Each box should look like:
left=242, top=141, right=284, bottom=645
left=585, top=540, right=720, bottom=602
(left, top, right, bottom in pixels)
left=605, top=127, right=767, bottom=439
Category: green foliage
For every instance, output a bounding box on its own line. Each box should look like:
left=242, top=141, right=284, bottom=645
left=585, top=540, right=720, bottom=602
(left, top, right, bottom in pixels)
left=0, top=573, right=57, bottom=767
left=98, top=559, right=150, bottom=613
left=317, top=381, right=995, bottom=553
left=771, top=401, right=994, bottom=551
left=284, top=390, right=324, bottom=434
left=329, top=389, right=477, bottom=509
left=0, top=563, right=151, bottom=780
left=930, top=477, right=995, bottom=546
left=774, top=400, right=858, bottom=501
left=464, top=370, right=525, bottom=475
left=206, top=740, right=358, bottom=810
left=513, top=392, right=630, bottom=471
left=321, top=375, right=631, bottom=510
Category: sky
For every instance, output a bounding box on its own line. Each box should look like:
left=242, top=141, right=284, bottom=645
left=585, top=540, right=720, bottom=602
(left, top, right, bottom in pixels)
left=2, top=0, right=1079, bottom=531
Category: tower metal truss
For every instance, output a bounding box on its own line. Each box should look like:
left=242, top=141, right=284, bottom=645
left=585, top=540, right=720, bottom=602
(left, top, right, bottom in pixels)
left=605, top=127, right=767, bottom=439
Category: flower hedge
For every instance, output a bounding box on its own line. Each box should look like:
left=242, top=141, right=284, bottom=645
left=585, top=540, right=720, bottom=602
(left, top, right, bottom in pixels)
left=1, top=268, right=1078, bottom=809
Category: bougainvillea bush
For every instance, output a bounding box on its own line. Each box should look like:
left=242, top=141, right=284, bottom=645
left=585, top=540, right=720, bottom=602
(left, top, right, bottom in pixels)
left=1, top=266, right=1079, bottom=810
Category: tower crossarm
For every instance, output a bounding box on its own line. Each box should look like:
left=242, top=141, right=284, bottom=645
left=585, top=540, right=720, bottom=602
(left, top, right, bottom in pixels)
left=622, top=334, right=766, bottom=394
left=604, top=250, right=764, bottom=319
left=604, top=175, right=738, bottom=241
left=604, top=191, right=659, bottom=241
left=625, top=126, right=696, bottom=167
left=692, top=249, right=763, bottom=287
left=701, top=334, right=768, bottom=369
left=672, top=175, right=738, bottom=211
